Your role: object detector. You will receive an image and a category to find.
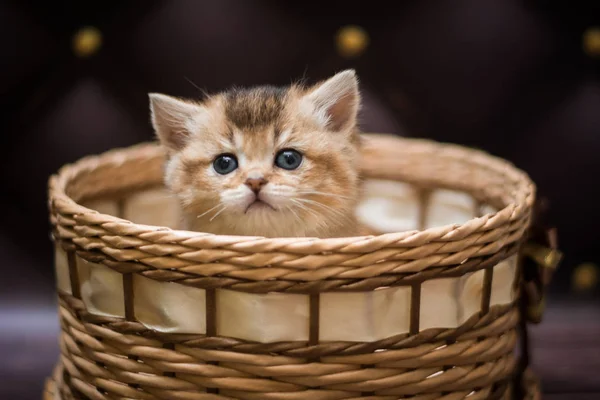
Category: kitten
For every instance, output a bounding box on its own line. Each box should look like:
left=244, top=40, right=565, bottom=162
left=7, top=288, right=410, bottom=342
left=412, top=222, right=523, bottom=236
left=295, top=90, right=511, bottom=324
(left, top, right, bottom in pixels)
left=149, top=69, right=362, bottom=238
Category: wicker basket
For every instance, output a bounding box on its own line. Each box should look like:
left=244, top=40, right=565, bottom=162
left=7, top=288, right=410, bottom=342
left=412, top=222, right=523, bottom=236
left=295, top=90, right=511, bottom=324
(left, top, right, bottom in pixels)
left=46, top=133, right=548, bottom=399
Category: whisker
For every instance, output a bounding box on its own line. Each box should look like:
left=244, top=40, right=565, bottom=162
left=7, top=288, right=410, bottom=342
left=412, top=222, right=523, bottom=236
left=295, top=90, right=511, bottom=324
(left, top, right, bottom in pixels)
left=286, top=207, right=305, bottom=232
left=286, top=205, right=301, bottom=224
left=290, top=202, right=333, bottom=235
left=294, top=198, right=354, bottom=226
left=197, top=204, right=222, bottom=219
left=295, top=198, right=348, bottom=217
left=184, top=76, right=209, bottom=98
left=290, top=199, right=324, bottom=221
left=209, top=205, right=228, bottom=222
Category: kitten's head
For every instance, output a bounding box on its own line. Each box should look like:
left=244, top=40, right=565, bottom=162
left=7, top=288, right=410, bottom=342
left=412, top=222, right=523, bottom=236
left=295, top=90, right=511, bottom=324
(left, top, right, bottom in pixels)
left=149, top=70, right=361, bottom=238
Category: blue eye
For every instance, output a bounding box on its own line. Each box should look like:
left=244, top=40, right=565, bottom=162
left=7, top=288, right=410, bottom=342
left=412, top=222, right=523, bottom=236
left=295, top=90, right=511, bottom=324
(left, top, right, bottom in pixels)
left=275, top=149, right=303, bottom=170
left=213, top=154, right=238, bottom=175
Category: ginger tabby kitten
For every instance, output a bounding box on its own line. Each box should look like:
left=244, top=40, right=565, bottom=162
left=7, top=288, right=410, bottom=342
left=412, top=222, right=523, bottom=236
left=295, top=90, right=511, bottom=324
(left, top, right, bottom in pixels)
left=149, top=70, right=363, bottom=238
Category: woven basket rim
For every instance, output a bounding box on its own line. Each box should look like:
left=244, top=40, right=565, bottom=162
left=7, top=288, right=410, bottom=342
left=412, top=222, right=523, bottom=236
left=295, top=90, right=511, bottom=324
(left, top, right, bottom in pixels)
left=48, top=133, right=535, bottom=244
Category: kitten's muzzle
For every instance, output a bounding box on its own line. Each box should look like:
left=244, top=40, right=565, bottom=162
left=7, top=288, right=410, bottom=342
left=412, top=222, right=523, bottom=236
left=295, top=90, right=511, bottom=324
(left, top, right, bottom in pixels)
left=245, top=177, right=267, bottom=194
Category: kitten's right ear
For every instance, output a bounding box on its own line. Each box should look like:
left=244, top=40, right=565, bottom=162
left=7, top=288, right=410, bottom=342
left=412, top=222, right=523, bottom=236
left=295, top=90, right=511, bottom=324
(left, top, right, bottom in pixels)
left=303, top=69, right=360, bottom=133
left=149, top=93, right=202, bottom=152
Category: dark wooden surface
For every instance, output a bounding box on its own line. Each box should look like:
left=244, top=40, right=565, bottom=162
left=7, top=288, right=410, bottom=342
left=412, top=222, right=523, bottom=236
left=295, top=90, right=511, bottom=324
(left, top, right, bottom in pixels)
left=528, top=297, right=600, bottom=399
left=1, top=294, right=598, bottom=399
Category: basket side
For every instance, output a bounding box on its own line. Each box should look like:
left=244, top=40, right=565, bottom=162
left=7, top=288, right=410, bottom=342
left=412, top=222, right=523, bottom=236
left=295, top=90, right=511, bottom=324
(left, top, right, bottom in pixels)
left=47, top=134, right=537, bottom=399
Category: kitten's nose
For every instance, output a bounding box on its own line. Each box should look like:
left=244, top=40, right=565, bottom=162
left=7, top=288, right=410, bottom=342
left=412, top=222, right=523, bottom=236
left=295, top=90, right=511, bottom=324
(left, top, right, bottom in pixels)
left=245, top=177, right=267, bottom=193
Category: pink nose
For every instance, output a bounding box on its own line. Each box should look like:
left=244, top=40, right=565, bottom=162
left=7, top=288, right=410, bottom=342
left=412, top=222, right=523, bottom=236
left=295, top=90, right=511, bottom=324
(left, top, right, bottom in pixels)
left=245, top=177, right=267, bottom=193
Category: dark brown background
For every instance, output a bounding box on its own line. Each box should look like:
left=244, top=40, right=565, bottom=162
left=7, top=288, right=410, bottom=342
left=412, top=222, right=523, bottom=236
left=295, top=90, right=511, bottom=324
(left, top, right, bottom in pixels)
left=0, top=1, right=599, bottom=399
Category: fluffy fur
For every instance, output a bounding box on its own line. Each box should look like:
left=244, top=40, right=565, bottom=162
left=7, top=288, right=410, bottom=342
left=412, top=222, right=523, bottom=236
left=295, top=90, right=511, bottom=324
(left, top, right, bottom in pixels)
left=149, top=70, right=362, bottom=238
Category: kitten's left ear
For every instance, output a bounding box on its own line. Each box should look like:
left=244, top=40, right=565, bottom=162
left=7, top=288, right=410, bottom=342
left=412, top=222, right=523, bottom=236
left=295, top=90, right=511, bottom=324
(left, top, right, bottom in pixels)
left=304, top=69, right=360, bottom=132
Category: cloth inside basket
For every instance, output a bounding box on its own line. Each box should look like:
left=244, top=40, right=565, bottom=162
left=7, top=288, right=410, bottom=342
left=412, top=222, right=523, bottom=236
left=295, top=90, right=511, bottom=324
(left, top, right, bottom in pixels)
left=55, top=179, right=518, bottom=342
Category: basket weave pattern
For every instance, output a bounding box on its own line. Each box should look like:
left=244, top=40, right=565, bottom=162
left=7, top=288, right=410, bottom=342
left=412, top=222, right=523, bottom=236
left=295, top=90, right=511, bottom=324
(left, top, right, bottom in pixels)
left=48, top=134, right=536, bottom=399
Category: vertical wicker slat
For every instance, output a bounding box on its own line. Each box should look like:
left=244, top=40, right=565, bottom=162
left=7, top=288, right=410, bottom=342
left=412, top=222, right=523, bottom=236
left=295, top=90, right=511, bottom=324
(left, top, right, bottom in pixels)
left=409, top=283, right=422, bottom=335
left=309, top=293, right=320, bottom=346
left=481, top=268, right=495, bottom=315
left=123, top=274, right=135, bottom=321
left=205, top=288, right=219, bottom=394
left=67, top=252, right=80, bottom=299
left=206, top=289, right=217, bottom=337
left=417, top=188, right=432, bottom=231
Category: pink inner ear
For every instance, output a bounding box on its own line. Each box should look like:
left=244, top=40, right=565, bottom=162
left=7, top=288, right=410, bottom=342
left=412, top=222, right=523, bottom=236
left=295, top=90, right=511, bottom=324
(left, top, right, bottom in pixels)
left=163, top=127, right=190, bottom=151
left=326, top=92, right=357, bottom=132
left=153, top=117, right=191, bottom=152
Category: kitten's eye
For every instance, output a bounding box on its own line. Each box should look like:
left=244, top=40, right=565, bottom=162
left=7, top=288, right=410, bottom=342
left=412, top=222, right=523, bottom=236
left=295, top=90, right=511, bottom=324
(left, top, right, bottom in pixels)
left=213, top=154, right=238, bottom=175
left=275, top=149, right=303, bottom=170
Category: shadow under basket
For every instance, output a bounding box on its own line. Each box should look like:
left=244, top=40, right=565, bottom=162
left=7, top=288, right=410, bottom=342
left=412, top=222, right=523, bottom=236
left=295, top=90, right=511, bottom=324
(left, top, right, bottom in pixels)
left=45, top=133, right=548, bottom=400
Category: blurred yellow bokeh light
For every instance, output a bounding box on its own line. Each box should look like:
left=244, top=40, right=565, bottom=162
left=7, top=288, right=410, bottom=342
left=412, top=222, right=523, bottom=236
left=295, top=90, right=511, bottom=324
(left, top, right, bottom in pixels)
left=572, top=262, right=598, bottom=292
left=336, top=25, right=369, bottom=58
left=583, top=26, right=600, bottom=58
left=73, top=26, right=102, bottom=58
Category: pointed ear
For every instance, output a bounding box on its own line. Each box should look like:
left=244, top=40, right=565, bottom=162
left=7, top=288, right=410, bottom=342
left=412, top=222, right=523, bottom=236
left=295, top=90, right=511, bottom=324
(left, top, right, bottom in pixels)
left=303, top=69, right=360, bottom=132
left=149, top=93, right=203, bottom=151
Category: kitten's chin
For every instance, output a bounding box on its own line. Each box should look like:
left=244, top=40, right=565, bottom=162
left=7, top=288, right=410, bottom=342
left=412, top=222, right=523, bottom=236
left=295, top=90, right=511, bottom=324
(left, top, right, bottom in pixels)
left=185, top=200, right=358, bottom=238
left=244, top=200, right=276, bottom=214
